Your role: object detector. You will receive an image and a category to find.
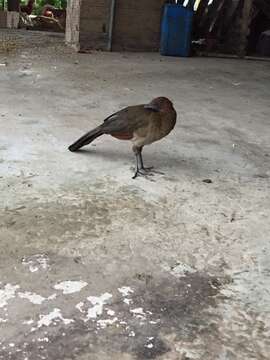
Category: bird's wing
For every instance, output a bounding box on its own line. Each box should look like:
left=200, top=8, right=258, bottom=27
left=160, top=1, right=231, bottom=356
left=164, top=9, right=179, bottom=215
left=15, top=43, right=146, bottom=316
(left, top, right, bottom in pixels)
left=101, top=105, right=154, bottom=134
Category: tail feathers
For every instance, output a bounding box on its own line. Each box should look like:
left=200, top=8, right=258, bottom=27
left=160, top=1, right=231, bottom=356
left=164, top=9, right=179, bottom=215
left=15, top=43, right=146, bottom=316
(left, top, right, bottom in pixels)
left=68, top=126, right=103, bottom=152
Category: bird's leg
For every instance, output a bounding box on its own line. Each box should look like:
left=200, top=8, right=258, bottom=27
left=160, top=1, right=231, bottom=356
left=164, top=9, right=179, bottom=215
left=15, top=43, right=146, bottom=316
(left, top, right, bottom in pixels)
left=137, top=149, right=144, bottom=170
left=133, top=147, right=146, bottom=179
left=138, top=151, right=154, bottom=172
left=136, top=147, right=165, bottom=176
left=132, top=146, right=157, bottom=179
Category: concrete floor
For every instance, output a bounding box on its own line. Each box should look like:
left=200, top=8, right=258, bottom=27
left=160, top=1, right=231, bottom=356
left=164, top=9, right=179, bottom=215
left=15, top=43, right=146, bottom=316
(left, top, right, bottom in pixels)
left=0, top=30, right=270, bottom=360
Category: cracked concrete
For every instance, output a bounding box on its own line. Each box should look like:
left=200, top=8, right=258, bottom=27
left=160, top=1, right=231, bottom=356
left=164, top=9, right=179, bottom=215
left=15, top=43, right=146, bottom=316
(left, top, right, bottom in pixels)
left=0, top=30, right=270, bottom=359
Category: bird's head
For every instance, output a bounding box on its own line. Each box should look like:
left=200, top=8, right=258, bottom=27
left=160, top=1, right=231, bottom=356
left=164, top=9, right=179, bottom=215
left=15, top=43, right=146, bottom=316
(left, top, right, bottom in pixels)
left=144, top=97, right=174, bottom=113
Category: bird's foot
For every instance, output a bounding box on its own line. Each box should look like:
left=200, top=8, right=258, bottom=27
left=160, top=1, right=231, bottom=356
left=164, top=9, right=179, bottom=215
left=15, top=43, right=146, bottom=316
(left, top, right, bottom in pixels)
left=132, top=167, right=164, bottom=180
left=132, top=169, right=154, bottom=180
left=141, top=167, right=164, bottom=175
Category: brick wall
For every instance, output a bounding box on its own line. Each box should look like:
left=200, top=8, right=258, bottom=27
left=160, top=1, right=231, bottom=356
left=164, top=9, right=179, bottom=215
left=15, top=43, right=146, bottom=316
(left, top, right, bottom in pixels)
left=79, top=0, right=111, bottom=51
left=112, top=0, right=164, bottom=51
left=66, top=0, right=165, bottom=52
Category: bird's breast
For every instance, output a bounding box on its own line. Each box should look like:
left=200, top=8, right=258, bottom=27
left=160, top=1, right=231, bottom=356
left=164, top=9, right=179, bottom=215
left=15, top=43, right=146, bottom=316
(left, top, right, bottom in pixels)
left=132, top=112, right=176, bottom=147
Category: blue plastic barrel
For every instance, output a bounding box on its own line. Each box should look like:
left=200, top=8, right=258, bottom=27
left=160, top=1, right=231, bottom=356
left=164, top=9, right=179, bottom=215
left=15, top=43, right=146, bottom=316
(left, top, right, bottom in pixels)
left=160, top=4, right=193, bottom=57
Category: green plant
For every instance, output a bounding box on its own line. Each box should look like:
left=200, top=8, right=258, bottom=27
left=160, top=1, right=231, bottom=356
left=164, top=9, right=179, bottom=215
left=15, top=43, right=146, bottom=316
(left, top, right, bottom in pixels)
left=21, top=0, right=67, bottom=14
left=0, top=0, right=67, bottom=13
left=1, top=0, right=6, bottom=10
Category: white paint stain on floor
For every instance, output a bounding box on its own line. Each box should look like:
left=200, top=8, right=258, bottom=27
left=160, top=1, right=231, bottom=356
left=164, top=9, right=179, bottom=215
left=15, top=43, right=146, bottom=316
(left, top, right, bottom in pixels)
left=85, top=293, right=113, bottom=321
left=54, top=280, right=88, bottom=294
left=47, top=293, right=57, bottom=300
left=118, top=286, right=134, bottom=297
left=97, top=317, right=118, bottom=329
left=106, top=309, right=115, bottom=316
left=1, top=279, right=140, bottom=334
left=18, top=292, right=46, bottom=305
left=54, top=280, right=88, bottom=295
left=22, top=254, right=50, bottom=273
left=146, top=336, right=155, bottom=348
left=130, top=307, right=146, bottom=319
left=0, top=277, right=162, bottom=355
left=37, top=308, right=74, bottom=328
left=75, top=301, right=85, bottom=313
left=0, top=284, right=20, bottom=308
left=163, top=262, right=196, bottom=278
left=118, top=286, right=134, bottom=306
left=124, top=298, right=133, bottom=305
left=37, top=337, right=49, bottom=343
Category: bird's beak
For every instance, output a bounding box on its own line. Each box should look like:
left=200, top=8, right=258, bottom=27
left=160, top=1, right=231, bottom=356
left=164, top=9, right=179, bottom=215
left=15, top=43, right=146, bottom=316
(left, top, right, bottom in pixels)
left=144, top=104, right=159, bottom=112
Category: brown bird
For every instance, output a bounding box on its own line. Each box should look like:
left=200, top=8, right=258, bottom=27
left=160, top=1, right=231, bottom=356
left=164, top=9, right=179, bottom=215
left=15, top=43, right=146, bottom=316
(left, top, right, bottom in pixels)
left=68, top=97, right=177, bottom=179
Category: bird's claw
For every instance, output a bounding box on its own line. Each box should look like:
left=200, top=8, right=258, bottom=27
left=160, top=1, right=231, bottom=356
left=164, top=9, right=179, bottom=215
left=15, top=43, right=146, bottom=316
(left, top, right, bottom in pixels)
left=142, top=167, right=165, bottom=175
left=132, top=167, right=163, bottom=180
left=133, top=169, right=153, bottom=179
left=132, top=170, right=150, bottom=179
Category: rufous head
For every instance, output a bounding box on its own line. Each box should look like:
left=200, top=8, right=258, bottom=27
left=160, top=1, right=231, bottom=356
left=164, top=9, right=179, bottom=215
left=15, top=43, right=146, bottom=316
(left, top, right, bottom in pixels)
left=144, top=97, right=174, bottom=112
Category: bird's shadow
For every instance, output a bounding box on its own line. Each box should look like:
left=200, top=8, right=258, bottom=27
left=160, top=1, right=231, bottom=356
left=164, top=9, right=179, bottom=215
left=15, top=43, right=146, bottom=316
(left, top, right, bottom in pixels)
left=70, top=147, right=202, bottom=173
left=75, top=148, right=131, bottom=162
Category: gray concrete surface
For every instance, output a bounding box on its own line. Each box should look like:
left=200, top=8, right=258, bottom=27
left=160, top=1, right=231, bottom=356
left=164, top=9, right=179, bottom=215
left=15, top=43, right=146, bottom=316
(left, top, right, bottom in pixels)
left=0, top=30, right=270, bottom=360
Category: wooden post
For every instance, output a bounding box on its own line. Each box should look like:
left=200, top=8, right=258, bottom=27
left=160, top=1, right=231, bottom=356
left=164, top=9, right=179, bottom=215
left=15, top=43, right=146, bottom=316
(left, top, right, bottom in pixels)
left=7, top=0, right=20, bottom=12
left=108, top=0, right=116, bottom=51
left=238, top=0, right=254, bottom=57
left=65, top=0, right=82, bottom=51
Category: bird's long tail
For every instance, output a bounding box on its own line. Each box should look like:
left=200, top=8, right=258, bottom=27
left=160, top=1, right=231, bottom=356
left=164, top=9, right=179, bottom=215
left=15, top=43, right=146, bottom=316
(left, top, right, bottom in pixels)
left=68, top=126, right=103, bottom=152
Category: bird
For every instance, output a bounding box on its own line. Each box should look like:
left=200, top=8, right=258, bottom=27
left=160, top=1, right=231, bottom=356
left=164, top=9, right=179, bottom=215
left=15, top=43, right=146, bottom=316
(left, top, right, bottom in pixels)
left=68, top=97, right=177, bottom=179
left=20, top=0, right=35, bottom=15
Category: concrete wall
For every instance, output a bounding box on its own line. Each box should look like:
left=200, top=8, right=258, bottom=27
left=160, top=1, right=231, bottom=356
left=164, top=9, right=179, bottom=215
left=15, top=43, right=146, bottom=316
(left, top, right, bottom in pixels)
left=66, top=0, right=164, bottom=52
